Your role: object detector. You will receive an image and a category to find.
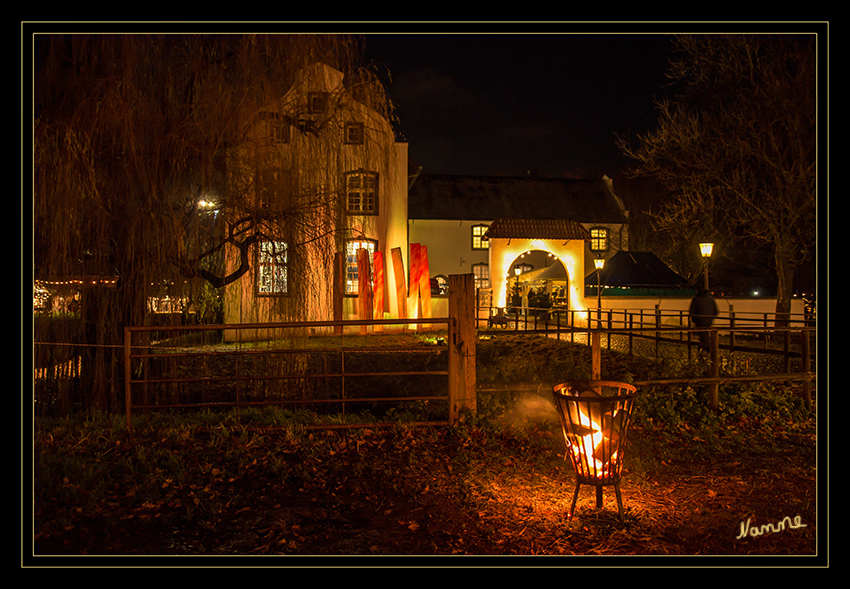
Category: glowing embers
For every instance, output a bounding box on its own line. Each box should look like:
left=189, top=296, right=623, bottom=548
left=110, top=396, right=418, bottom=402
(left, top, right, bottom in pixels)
left=552, top=381, right=637, bottom=522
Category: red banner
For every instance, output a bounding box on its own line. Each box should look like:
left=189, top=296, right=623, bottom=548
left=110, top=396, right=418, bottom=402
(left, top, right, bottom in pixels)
left=419, top=245, right=431, bottom=320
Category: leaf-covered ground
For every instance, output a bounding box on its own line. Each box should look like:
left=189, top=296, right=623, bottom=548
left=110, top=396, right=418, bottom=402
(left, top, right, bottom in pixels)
left=31, top=407, right=818, bottom=564
left=30, top=335, right=821, bottom=565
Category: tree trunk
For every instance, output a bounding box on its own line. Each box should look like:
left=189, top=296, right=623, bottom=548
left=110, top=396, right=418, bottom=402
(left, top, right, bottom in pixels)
left=774, top=245, right=795, bottom=328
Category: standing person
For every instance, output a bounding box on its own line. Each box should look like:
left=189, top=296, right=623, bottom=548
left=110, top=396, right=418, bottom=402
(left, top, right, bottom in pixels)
left=689, top=287, right=718, bottom=351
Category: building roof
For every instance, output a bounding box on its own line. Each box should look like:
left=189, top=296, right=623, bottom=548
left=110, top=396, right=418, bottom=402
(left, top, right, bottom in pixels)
left=408, top=173, right=627, bottom=223
left=483, top=218, right=592, bottom=241
left=586, top=251, right=689, bottom=288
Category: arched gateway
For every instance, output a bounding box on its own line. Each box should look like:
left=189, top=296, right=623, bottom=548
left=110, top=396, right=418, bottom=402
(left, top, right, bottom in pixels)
left=484, top=218, right=592, bottom=323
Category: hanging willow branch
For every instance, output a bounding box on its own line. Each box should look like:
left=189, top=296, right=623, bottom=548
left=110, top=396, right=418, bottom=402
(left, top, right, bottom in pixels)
left=32, top=33, right=398, bottom=414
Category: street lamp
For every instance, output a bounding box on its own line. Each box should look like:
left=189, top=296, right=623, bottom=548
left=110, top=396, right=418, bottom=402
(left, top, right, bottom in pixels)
left=699, top=242, right=714, bottom=291
left=593, top=257, right=604, bottom=316
left=514, top=266, right=523, bottom=320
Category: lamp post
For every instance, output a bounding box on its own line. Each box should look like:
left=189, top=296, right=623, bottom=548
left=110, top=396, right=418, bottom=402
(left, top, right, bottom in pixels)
left=514, top=266, right=522, bottom=320
left=593, top=257, right=604, bottom=327
left=699, top=242, right=714, bottom=291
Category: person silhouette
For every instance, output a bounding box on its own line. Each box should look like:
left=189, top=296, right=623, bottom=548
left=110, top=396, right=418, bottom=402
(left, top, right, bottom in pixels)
left=689, top=287, right=718, bottom=351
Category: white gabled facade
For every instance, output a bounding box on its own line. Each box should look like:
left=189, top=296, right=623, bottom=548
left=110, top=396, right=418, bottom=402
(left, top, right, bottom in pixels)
left=222, top=63, right=409, bottom=335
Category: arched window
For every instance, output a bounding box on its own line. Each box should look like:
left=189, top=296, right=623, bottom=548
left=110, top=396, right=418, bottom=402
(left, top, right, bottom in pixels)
left=433, top=274, right=448, bottom=295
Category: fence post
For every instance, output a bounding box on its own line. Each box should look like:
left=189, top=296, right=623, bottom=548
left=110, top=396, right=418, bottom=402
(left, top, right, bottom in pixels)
left=728, top=305, right=735, bottom=353
left=655, top=304, right=661, bottom=360
left=591, top=331, right=601, bottom=380
left=124, top=326, right=132, bottom=431
left=709, top=329, right=719, bottom=410
left=448, top=274, right=476, bottom=423
left=802, top=329, right=812, bottom=410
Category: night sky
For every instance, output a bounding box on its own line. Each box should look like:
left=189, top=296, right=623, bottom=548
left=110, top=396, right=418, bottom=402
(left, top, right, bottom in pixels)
left=363, top=32, right=675, bottom=179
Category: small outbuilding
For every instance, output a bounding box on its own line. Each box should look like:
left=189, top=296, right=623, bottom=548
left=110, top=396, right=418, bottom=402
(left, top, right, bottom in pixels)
left=585, top=251, right=691, bottom=296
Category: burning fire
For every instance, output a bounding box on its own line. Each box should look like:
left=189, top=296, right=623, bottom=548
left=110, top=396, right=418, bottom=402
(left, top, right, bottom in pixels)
left=560, top=385, right=628, bottom=481
left=553, top=381, right=636, bottom=521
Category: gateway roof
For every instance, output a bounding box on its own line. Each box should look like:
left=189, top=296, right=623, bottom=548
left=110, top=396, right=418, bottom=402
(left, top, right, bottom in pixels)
left=483, top=218, right=592, bottom=241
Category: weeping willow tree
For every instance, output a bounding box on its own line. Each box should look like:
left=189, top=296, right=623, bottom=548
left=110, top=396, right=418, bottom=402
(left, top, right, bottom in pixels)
left=619, top=34, right=817, bottom=323
left=32, top=34, right=397, bottom=415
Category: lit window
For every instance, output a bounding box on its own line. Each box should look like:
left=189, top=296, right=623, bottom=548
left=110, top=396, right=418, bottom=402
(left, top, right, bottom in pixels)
left=345, top=170, right=378, bottom=215
left=590, top=227, right=609, bottom=252
left=472, top=224, right=490, bottom=250
left=344, top=122, right=364, bottom=145
left=345, top=239, right=377, bottom=294
left=472, top=263, right=490, bottom=289
left=257, top=241, right=288, bottom=295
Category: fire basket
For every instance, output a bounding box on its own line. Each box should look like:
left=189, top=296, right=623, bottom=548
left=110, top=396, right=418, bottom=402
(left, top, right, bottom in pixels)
left=552, top=380, right=637, bottom=522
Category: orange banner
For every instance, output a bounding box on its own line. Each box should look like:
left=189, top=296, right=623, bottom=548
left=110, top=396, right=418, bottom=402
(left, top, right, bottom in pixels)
left=357, top=248, right=372, bottom=334
left=391, top=247, right=407, bottom=319
left=372, top=250, right=385, bottom=332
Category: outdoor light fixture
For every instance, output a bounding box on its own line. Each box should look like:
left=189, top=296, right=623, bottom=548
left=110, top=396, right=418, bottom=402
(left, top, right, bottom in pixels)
left=699, top=242, right=714, bottom=290
left=593, top=257, right=604, bottom=323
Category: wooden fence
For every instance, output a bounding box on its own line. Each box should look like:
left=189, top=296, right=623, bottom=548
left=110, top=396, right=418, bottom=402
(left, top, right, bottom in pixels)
left=475, top=302, right=816, bottom=411
left=122, top=274, right=478, bottom=431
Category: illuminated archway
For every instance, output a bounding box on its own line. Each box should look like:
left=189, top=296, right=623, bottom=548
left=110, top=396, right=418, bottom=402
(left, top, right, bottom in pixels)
left=507, top=250, right=568, bottom=307
left=488, top=234, right=589, bottom=325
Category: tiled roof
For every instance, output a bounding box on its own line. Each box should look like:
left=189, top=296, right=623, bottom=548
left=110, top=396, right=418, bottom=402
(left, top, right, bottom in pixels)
left=408, top=173, right=627, bottom=224
left=483, top=218, right=592, bottom=241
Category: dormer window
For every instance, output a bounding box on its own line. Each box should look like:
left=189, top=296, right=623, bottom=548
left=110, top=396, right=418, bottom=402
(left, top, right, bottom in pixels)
left=308, top=91, right=329, bottom=114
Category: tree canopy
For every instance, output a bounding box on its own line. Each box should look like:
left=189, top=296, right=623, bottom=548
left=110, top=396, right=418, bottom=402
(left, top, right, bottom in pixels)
left=620, top=34, right=817, bottom=316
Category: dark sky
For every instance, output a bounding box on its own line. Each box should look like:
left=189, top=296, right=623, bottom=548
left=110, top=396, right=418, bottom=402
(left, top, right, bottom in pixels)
left=363, top=33, right=675, bottom=179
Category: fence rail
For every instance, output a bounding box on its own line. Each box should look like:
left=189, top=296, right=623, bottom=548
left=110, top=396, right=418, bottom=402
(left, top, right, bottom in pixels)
left=123, top=317, right=453, bottom=430
left=475, top=303, right=816, bottom=411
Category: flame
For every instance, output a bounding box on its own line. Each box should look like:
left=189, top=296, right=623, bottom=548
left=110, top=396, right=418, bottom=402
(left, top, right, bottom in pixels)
left=567, top=404, right=624, bottom=479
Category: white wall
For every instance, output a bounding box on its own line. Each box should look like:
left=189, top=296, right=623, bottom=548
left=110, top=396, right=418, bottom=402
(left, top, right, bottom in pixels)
left=408, top=219, right=490, bottom=281
left=595, top=296, right=809, bottom=327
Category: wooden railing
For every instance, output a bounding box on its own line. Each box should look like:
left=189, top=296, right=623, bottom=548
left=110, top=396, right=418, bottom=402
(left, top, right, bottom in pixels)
left=123, top=274, right=479, bottom=430
left=475, top=303, right=816, bottom=411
